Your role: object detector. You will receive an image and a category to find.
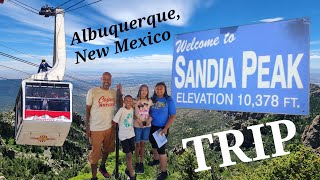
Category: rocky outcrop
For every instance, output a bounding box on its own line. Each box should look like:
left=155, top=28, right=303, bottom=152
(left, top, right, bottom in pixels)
left=302, top=115, right=320, bottom=149
left=221, top=111, right=266, bottom=122
left=73, top=112, right=84, bottom=126
left=172, top=147, right=185, bottom=155
left=310, top=84, right=320, bottom=96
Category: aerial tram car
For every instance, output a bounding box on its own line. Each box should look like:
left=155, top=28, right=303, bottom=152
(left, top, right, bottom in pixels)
left=14, top=7, right=73, bottom=146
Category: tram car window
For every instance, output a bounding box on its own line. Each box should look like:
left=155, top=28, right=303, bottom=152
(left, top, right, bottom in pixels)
left=24, top=82, right=72, bottom=121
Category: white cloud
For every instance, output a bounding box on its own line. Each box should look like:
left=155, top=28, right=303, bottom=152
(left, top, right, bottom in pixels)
left=0, top=0, right=214, bottom=78
left=259, top=17, right=284, bottom=23
left=311, top=55, right=320, bottom=60
left=0, top=29, right=52, bottom=39
left=67, top=54, right=173, bottom=72
left=91, top=0, right=214, bottom=27
left=311, top=49, right=320, bottom=57
left=311, top=40, right=320, bottom=45
left=310, top=49, right=320, bottom=60
left=0, top=2, right=54, bottom=32
left=0, top=52, right=173, bottom=79
left=0, top=1, right=117, bottom=46
left=64, top=13, right=120, bottom=46
left=67, top=45, right=83, bottom=49
left=0, top=0, right=215, bottom=47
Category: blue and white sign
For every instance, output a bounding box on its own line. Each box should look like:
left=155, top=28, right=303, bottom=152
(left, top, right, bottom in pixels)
left=172, top=18, right=309, bottom=115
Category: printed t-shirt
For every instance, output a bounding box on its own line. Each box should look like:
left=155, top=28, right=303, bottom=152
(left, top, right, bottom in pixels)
left=134, top=98, right=153, bottom=127
left=86, top=87, right=116, bottom=131
left=150, top=96, right=176, bottom=127
left=113, top=107, right=135, bottom=141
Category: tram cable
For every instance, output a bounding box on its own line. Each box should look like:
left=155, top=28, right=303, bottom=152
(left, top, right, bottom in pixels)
left=5, top=0, right=104, bottom=17
left=0, top=64, right=32, bottom=75
left=55, top=0, right=73, bottom=9
left=7, top=0, right=38, bottom=14
left=0, top=51, right=38, bottom=66
left=0, top=76, right=20, bottom=84
left=0, top=64, right=89, bottom=93
left=0, top=44, right=97, bottom=86
left=11, top=0, right=39, bottom=12
left=0, top=43, right=40, bottom=63
left=62, top=0, right=104, bottom=13
left=63, top=0, right=85, bottom=12
left=0, top=51, right=97, bottom=87
left=0, top=62, right=91, bottom=93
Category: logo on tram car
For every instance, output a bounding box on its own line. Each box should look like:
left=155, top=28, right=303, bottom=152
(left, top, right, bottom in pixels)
left=31, top=135, right=56, bottom=142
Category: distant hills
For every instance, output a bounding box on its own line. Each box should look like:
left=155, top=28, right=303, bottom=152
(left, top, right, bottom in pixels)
left=0, top=73, right=172, bottom=114
left=1, top=72, right=319, bottom=114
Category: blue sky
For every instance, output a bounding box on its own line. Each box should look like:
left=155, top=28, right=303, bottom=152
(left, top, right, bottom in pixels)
left=0, top=0, right=319, bottom=79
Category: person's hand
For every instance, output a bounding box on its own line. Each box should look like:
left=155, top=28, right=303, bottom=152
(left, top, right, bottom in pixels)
left=112, top=123, right=117, bottom=130
left=86, top=126, right=91, bottom=138
left=136, top=118, right=144, bottom=127
left=117, top=83, right=122, bottom=94
left=161, top=128, right=168, bottom=136
left=146, top=117, right=152, bottom=126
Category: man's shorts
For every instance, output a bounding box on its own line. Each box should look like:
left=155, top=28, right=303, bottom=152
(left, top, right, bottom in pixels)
left=149, top=125, right=169, bottom=155
left=134, top=126, right=151, bottom=142
left=121, top=137, right=135, bottom=153
left=89, top=127, right=115, bottom=165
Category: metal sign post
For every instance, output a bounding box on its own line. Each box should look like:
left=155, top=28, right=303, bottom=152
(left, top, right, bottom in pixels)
left=115, top=124, right=120, bottom=179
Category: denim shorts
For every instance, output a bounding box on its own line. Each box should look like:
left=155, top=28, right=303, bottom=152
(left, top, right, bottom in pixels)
left=134, top=126, right=151, bottom=142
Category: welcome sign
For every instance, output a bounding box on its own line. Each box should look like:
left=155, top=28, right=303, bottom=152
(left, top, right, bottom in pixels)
left=172, top=18, right=309, bottom=115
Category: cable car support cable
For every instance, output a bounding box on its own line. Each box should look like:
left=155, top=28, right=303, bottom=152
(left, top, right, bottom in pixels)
left=0, top=51, right=97, bottom=87
left=7, top=0, right=38, bottom=14
left=11, top=0, right=39, bottom=12
left=55, top=0, right=73, bottom=9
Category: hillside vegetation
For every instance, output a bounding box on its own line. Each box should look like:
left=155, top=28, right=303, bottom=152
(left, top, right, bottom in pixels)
left=0, top=84, right=320, bottom=179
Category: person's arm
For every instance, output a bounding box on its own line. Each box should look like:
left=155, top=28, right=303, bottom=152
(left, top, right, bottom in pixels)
left=134, top=102, right=144, bottom=127
left=113, top=107, right=122, bottom=128
left=116, top=84, right=123, bottom=111
left=146, top=116, right=152, bottom=126
left=46, top=63, right=52, bottom=68
left=161, top=98, right=176, bottom=135
left=37, top=65, right=41, bottom=73
left=86, top=105, right=92, bottom=138
left=146, top=101, right=153, bottom=126
left=134, top=112, right=144, bottom=127
left=162, top=115, right=176, bottom=135
left=85, top=89, right=93, bottom=139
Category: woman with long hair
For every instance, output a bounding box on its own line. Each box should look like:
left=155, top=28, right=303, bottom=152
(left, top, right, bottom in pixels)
left=148, top=82, right=176, bottom=180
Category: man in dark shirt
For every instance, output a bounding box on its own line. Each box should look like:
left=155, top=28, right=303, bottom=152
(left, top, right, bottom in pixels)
left=38, top=59, right=52, bottom=73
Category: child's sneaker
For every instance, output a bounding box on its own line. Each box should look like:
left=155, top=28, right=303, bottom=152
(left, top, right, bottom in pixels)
left=99, top=165, right=110, bottom=179
left=147, top=159, right=160, bottom=166
left=157, top=171, right=168, bottom=180
left=134, top=163, right=140, bottom=173
left=125, top=169, right=136, bottom=180
left=139, top=162, right=145, bottom=174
